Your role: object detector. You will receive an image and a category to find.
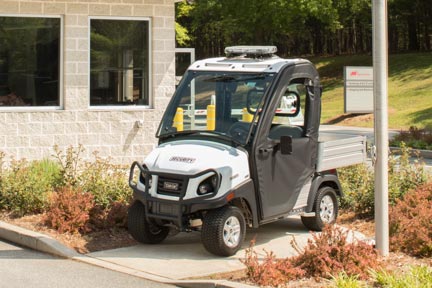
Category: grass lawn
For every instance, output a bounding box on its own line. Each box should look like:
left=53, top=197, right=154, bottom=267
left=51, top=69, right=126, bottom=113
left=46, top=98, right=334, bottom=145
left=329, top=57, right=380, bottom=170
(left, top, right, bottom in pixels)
left=310, top=52, right=432, bottom=130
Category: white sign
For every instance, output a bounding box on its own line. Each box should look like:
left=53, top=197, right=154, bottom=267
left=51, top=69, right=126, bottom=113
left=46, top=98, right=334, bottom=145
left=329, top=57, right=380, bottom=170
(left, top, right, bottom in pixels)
left=344, top=66, right=374, bottom=113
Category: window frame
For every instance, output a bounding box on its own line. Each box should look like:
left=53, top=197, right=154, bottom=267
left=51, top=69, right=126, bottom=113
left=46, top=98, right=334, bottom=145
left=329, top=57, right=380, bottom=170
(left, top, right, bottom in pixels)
left=88, top=16, right=152, bottom=111
left=0, top=14, right=64, bottom=111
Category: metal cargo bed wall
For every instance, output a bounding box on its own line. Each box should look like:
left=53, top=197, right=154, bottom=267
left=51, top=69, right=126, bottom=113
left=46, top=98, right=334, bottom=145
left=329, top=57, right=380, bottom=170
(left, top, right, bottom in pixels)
left=316, top=132, right=367, bottom=172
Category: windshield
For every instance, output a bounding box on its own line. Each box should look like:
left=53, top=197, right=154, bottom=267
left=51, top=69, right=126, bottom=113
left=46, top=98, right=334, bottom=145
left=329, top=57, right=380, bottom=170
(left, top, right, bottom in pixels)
left=158, top=71, right=275, bottom=144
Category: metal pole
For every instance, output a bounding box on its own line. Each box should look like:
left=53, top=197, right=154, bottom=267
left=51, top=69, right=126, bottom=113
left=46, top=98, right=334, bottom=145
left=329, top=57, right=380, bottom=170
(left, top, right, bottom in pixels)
left=373, top=0, right=389, bottom=256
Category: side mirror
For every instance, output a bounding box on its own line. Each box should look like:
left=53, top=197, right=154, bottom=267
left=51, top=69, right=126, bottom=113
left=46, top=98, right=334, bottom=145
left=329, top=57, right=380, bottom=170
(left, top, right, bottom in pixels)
left=280, top=135, right=292, bottom=155
left=246, top=89, right=263, bottom=114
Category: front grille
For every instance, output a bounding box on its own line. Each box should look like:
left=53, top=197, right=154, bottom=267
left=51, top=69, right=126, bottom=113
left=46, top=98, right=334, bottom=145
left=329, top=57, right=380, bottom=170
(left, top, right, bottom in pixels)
left=157, top=176, right=187, bottom=197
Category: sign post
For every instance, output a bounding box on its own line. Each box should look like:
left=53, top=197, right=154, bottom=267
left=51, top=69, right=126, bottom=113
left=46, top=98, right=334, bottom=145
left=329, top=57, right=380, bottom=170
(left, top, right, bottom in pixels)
left=373, top=0, right=389, bottom=256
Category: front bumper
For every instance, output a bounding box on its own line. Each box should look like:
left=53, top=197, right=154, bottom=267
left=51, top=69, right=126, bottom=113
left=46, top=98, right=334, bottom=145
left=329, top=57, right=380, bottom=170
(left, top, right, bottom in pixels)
left=129, top=161, right=229, bottom=230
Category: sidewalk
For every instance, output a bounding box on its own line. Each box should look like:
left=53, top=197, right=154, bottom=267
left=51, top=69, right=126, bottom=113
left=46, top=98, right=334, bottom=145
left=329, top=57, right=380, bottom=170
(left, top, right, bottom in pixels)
left=0, top=216, right=368, bottom=288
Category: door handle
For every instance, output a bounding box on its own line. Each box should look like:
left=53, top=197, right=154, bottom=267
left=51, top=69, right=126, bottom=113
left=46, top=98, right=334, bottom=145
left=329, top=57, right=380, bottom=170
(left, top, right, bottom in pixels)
left=259, top=146, right=274, bottom=153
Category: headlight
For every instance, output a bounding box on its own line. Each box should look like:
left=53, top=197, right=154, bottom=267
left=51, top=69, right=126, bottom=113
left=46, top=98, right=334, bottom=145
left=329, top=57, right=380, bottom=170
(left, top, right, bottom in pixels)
left=197, top=174, right=220, bottom=195
left=139, top=171, right=152, bottom=188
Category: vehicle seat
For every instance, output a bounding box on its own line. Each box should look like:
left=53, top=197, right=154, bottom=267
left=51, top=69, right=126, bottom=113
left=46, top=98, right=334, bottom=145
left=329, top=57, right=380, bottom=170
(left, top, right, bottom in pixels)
left=268, top=125, right=303, bottom=139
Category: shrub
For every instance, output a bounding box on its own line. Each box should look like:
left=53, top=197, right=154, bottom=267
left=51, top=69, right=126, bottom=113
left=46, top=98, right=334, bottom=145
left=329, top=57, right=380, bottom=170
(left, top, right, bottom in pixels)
left=390, top=126, right=432, bottom=150
left=389, top=183, right=432, bottom=257
left=292, top=226, right=380, bottom=280
left=79, top=152, right=130, bottom=209
left=371, top=265, right=432, bottom=288
left=44, top=187, right=94, bottom=234
left=339, top=143, right=428, bottom=217
left=242, top=241, right=305, bottom=287
left=53, top=145, right=84, bottom=187
left=329, top=272, right=366, bottom=288
left=0, top=159, right=60, bottom=216
left=89, top=201, right=129, bottom=230
left=242, top=225, right=380, bottom=287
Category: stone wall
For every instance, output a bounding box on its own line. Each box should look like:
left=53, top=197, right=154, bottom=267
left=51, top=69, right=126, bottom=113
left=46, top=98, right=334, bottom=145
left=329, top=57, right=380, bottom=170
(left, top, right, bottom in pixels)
left=0, top=0, right=176, bottom=164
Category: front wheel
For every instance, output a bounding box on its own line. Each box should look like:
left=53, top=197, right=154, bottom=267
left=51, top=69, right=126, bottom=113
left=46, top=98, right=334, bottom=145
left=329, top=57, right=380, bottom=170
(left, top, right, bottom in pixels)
left=127, top=201, right=169, bottom=244
left=301, top=186, right=339, bottom=231
left=201, top=206, right=246, bottom=257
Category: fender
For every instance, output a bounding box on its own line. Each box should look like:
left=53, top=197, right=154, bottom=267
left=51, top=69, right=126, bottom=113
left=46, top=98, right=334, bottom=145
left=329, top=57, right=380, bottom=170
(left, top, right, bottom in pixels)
left=305, top=172, right=342, bottom=213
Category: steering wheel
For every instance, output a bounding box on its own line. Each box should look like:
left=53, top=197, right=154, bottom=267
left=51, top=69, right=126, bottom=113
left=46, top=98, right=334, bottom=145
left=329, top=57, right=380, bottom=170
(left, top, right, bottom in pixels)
left=227, top=122, right=250, bottom=142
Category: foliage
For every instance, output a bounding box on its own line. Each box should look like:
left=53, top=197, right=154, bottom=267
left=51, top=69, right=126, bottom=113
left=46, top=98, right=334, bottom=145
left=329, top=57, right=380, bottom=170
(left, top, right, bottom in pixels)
left=292, top=226, right=380, bottom=280
left=44, top=187, right=94, bottom=234
left=1, top=145, right=131, bottom=230
left=242, top=240, right=306, bottom=287
left=242, top=225, right=379, bottom=287
left=53, top=144, right=84, bottom=187
left=371, top=265, right=432, bottom=288
left=79, top=152, right=130, bottom=209
left=389, top=183, right=432, bottom=257
left=329, top=272, right=366, bottom=288
left=175, top=0, right=431, bottom=57
left=315, top=53, right=432, bottom=129
left=339, top=143, right=428, bottom=216
left=0, top=158, right=61, bottom=216
left=390, top=126, right=432, bottom=150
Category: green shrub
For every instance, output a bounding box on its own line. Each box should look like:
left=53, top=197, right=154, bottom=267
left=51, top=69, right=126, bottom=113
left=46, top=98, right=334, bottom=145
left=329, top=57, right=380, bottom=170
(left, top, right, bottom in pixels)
left=0, top=158, right=61, bottom=216
left=79, top=152, right=130, bottom=209
left=390, top=183, right=432, bottom=257
left=371, top=265, right=432, bottom=288
left=339, top=143, right=428, bottom=217
left=390, top=126, right=432, bottom=150
left=330, top=272, right=366, bottom=288
left=53, top=145, right=84, bottom=187
left=44, top=187, right=94, bottom=234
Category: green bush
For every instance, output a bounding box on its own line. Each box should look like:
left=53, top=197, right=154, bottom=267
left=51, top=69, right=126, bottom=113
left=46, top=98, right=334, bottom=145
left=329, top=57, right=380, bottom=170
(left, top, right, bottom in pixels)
left=79, top=153, right=130, bottom=209
left=339, top=143, right=428, bottom=217
left=371, top=266, right=432, bottom=288
left=0, top=158, right=61, bottom=216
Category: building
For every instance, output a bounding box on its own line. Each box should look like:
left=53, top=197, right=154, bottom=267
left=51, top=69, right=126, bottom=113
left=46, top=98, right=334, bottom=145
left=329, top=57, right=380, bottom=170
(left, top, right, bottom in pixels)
left=0, top=0, right=177, bottom=163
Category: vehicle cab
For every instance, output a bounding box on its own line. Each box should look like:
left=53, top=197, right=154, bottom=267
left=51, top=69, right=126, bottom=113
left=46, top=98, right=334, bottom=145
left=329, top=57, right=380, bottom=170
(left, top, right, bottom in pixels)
left=128, top=46, right=342, bottom=256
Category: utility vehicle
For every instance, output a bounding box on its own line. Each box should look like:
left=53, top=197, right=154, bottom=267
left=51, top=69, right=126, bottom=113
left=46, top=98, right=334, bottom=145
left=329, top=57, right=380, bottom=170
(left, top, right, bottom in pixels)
left=128, top=46, right=366, bottom=256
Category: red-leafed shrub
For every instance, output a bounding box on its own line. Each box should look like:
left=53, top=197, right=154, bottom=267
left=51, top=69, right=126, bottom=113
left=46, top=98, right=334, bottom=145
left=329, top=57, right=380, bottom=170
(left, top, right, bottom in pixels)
left=44, top=187, right=94, bottom=234
left=242, top=225, right=380, bottom=287
left=390, top=182, right=432, bottom=257
left=292, top=225, right=380, bottom=280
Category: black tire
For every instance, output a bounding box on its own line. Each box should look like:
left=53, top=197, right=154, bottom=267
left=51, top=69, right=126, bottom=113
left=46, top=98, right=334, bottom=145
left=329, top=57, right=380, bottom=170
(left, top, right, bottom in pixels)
left=127, top=201, right=169, bottom=244
left=201, top=206, right=246, bottom=257
left=301, top=186, right=339, bottom=231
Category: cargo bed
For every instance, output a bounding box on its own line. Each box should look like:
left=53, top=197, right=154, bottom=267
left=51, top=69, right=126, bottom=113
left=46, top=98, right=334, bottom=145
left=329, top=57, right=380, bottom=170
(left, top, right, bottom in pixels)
left=316, top=132, right=367, bottom=172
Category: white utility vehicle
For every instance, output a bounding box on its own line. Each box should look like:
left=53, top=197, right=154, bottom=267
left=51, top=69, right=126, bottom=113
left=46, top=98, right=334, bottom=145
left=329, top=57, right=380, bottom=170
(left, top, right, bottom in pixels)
left=128, top=46, right=366, bottom=256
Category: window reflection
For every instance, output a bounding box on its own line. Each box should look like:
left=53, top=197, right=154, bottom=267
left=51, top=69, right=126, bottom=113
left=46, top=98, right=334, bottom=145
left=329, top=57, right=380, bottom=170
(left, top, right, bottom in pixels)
left=0, top=16, right=60, bottom=107
left=90, top=19, right=150, bottom=106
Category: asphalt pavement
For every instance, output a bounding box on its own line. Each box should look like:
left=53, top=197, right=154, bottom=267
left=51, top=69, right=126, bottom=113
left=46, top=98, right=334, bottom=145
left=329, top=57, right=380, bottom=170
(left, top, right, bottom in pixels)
left=0, top=239, right=176, bottom=288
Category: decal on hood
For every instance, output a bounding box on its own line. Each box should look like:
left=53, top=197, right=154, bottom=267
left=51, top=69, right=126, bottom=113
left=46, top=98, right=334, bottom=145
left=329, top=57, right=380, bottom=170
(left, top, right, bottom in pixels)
left=169, top=156, right=196, bottom=164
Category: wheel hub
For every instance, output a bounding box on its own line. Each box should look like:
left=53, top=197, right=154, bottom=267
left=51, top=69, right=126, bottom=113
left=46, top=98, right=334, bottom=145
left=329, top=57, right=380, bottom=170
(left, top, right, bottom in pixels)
left=223, top=216, right=241, bottom=248
left=320, top=195, right=335, bottom=223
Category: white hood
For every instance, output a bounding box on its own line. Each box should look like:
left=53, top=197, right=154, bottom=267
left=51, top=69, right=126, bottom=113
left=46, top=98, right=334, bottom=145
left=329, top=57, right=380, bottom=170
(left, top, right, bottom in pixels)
left=144, top=140, right=250, bottom=200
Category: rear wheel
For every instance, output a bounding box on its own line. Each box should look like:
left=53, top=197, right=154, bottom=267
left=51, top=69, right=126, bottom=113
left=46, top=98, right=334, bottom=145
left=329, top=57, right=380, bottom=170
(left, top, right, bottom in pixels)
left=201, top=206, right=246, bottom=256
left=301, top=186, right=338, bottom=231
left=127, top=201, right=169, bottom=244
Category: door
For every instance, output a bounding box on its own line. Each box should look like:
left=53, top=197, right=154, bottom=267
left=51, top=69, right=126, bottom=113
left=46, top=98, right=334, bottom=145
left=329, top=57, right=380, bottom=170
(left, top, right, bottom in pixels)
left=253, top=71, right=321, bottom=220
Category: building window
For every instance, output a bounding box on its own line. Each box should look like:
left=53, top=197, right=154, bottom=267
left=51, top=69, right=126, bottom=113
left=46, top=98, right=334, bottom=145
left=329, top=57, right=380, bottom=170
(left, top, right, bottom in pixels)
left=90, top=18, right=150, bottom=107
left=0, top=16, right=61, bottom=107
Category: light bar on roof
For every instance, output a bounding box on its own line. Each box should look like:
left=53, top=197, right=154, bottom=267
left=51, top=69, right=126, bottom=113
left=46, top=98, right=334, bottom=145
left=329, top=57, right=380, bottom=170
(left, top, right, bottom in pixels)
left=225, top=46, right=277, bottom=56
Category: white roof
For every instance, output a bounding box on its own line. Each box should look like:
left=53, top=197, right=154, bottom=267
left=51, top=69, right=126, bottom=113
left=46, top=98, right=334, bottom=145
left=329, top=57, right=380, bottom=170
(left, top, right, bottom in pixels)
left=189, top=56, right=311, bottom=73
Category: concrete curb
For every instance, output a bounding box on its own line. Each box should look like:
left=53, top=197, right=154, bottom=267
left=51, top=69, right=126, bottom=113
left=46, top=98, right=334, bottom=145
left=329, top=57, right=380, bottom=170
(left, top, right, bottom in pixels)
left=389, top=147, right=432, bottom=159
left=0, top=221, right=79, bottom=258
left=0, top=220, right=255, bottom=288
